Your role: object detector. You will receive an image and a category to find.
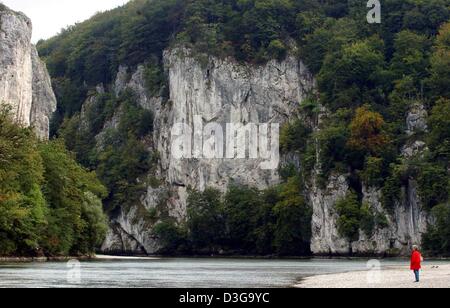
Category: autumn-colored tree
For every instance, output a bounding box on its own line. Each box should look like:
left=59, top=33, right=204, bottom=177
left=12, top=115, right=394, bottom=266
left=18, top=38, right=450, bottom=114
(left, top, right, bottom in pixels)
left=348, top=106, right=389, bottom=156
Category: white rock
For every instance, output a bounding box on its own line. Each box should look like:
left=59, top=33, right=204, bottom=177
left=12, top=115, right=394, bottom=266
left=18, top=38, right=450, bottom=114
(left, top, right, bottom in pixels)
left=406, top=104, right=428, bottom=136
left=0, top=7, right=56, bottom=139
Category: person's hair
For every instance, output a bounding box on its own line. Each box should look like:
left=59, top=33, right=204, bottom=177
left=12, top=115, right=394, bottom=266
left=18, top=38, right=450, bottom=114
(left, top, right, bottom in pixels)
left=413, top=245, right=419, bottom=251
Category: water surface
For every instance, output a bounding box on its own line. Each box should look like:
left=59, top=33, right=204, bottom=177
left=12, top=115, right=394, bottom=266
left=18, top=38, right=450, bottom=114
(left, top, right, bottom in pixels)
left=0, top=258, right=437, bottom=288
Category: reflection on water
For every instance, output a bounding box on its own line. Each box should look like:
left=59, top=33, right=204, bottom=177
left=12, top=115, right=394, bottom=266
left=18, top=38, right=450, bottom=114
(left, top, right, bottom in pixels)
left=0, top=258, right=430, bottom=288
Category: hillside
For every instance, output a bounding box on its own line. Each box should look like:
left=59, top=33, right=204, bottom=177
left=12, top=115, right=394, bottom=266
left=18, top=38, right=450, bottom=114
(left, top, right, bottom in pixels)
left=37, top=0, right=450, bottom=256
left=0, top=4, right=108, bottom=257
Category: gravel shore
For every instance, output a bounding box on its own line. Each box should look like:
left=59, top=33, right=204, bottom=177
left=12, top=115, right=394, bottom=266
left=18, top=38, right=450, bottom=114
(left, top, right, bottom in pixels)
left=296, top=264, right=450, bottom=288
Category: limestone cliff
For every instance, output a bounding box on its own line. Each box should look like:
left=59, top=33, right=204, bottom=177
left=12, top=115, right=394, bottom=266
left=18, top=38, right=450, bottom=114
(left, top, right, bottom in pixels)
left=101, top=48, right=315, bottom=254
left=93, top=47, right=428, bottom=256
left=0, top=5, right=56, bottom=139
left=310, top=175, right=429, bottom=256
left=310, top=104, right=430, bottom=256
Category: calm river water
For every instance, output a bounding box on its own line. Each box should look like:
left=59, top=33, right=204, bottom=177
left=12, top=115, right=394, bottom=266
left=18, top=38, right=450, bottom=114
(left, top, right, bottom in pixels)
left=0, top=258, right=426, bottom=288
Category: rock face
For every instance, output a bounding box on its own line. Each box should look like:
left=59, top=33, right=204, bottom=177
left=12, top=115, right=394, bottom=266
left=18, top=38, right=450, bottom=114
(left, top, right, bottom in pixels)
left=406, top=104, right=428, bottom=136
left=0, top=6, right=56, bottom=139
left=158, top=48, right=314, bottom=211
left=30, top=47, right=57, bottom=139
left=311, top=178, right=429, bottom=256
left=310, top=108, right=430, bottom=256
left=98, top=47, right=429, bottom=256
left=310, top=175, right=351, bottom=255
left=100, top=47, right=315, bottom=254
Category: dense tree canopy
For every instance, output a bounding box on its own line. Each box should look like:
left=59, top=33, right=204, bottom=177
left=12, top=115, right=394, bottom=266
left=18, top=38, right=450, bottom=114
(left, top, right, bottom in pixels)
left=154, top=177, right=311, bottom=256
left=0, top=106, right=107, bottom=256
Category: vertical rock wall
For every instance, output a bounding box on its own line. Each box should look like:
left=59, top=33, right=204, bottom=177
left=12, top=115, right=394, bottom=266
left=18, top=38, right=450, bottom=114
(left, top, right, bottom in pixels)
left=0, top=6, right=56, bottom=139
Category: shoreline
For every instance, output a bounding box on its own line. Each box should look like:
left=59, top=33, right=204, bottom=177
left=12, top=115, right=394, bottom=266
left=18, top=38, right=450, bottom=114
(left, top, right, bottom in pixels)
left=2, top=254, right=450, bottom=263
left=295, top=264, right=450, bottom=288
left=0, top=255, right=159, bottom=263
left=0, top=256, right=96, bottom=263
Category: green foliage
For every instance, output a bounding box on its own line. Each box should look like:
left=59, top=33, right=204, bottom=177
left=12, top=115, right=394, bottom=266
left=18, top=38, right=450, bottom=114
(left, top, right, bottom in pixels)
left=38, top=0, right=185, bottom=122
left=267, top=39, right=288, bottom=61
left=318, top=38, right=386, bottom=110
left=0, top=106, right=46, bottom=255
left=279, top=114, right=316, bottom=176
left=0, top=106, right=107, bottom=256
left=390, top=30, right=430, bottom=82
left=59, top=92, right=154, bottom=214
left=360, top=203, right=389, bottom=237
left=416, top=163, right=449, bottom=209
left=428, top=98, right=450, bottom=162
left=381, top=162, right=410, bottom=212
left=144, top=59, right=168, bottom=98
left=79, top=192, right=108, bottom=253
left=301, top=17, right=359, bottom=75
left=39, top=140, right=107, bottom=255
left=223, top=186, right=264, bottom=252
left=156, top=178, right=312, bottom=256
left=187, top=188, right=226, bottom=252
left=336, top=192, right=361, bottom=242
left=280, top=120, right=312, bottom=153
left=423, top=203, right=450, bottom=255
left=154, top=221, right=188, bottom=255
left=381, top=158, right=449, bottom=211
left=317, top=113, right=350, bottom=178
left=273, top=177, right=312, bottom=256
left=428, top=23, right=450, bottom=100
left=335, top=192, right=388, bottom=242
left=361, top=157, right=384, bottom=187
left=375, top=213, right=389, bottom=230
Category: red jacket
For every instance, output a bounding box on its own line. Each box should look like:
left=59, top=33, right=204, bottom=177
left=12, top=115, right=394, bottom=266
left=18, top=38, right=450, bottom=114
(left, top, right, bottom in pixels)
left=410, top=251, right=422, bottom=270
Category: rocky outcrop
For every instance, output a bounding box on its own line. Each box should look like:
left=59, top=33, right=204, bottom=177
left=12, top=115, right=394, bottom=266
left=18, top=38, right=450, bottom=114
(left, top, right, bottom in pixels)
left=96, top=47, right=430, bottom=256
left=406, top=103, right=428, bottom=136
left=0, top=6, right=56, bottom=139
left=310, top=105, right=430, bottom=256
left=31, top=47, right=57, bottom=139
left=100, top=47, right=315, bottom=253
left=310, top=180, right=429, bottom=256
left=354, top=182, right=428, bottom=256
left=0, top=8, right=32, bottom=125
left=310, top=175, right=350, bottom=255
left=311, top=178, right=429, bottom=256
left=157, top=47, right=314, bottom=211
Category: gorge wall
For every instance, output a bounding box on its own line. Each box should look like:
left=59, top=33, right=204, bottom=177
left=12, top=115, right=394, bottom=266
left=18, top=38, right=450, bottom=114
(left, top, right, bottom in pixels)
left=101, top=48, right=315, bottom=254
left=98, top=47, right=429, bottom=256
left=0, top=5, right=56, bottom=139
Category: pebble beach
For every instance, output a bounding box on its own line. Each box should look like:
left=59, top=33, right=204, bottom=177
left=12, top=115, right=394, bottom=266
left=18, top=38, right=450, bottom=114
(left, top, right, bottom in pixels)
left=296, top=264, right=450, bottom=288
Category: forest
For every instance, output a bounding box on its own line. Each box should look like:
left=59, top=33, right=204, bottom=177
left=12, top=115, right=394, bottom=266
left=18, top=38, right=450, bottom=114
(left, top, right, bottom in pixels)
left=0, top=106, right=107, bottom=256
left=34, top=0, right=450, bottom=256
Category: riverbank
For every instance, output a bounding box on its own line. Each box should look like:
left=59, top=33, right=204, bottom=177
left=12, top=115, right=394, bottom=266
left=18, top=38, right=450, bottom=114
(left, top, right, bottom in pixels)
left=296, top=264, right=450, bottom=288
left=0, top=256, right=96, bottom=263
left=0, top=255, right=159, bottom=263
left=95, top=255, right=159, bottom=260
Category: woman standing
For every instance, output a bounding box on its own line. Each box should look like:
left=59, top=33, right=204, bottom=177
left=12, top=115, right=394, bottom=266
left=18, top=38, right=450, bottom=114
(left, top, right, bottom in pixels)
left=410, top=245, right=423, bottom=283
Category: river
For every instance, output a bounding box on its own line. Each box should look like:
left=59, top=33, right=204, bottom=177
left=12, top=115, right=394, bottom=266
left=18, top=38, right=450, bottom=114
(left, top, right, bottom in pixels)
left=0, top=257, right=434, bottom=288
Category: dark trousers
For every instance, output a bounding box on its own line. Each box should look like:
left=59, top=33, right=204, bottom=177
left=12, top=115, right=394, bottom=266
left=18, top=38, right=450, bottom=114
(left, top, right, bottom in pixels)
left=414, top=270, right=420, bottom=282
